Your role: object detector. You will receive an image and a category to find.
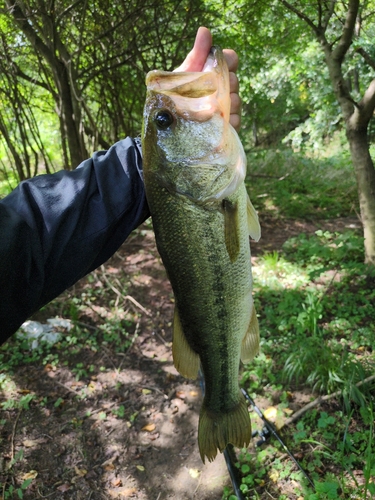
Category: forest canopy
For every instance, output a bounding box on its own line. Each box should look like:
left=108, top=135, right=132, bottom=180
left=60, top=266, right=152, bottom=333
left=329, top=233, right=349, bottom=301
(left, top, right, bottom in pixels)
left=1, top=0, right=375, bottom=261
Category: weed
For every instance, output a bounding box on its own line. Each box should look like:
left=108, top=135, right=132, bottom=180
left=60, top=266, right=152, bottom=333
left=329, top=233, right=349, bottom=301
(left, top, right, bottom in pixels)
left=246, top=148, right=358, bottom=219
left=0, top=449, right=34, bottom=499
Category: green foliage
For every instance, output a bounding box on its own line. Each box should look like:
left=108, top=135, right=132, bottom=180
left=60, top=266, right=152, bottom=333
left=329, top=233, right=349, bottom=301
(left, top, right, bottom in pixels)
left=223, top=144, right=375, bottom=497
left=246, top=147, right=358, bottom=219
left=283, top=230, right=365, bottom=269
left=0, top=449, right=34, bottom=499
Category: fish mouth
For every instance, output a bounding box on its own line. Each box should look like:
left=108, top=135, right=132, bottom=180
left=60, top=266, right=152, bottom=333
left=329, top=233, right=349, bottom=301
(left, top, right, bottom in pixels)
left=145, top=46, right=230, bottom=123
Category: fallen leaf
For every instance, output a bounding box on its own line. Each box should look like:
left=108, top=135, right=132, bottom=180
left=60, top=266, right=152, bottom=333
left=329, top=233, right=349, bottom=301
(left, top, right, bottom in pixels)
left=283, top=407, right=294, bottom=416
left=74, top=466, right=87, bottom=477
left=142, top=388, right=152, bottom=395
left=263, top=406, right=277, bottom=421
left=136, top=465, right=145, bottom=471
left=44, top=364, right=56, bottom=372
left=22, top=470, right=38, bottom=480
left=104, top=463, right=116, bottom=471
left=107, top=266, right=119, bottom=274
left=111, top=477, right=122, bottom=487
left=57, top=483, right=71, bottom=492
left=189, top=468, right=200, bottom=479
left=17, top=389, right=31, bottom=394
left=141, top=423, right=156, bottom=432
left=23, top=439, right=38, bottom=448
left=269, top=470, right=279, bottom=482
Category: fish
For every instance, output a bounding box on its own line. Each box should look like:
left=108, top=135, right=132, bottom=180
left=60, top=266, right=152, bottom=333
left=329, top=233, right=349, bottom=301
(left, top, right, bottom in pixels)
left=141, top=46, right=261, bottom=463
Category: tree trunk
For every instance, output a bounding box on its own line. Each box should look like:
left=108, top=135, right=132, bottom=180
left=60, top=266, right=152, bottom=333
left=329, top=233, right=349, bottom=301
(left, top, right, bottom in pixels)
left=0, top=114, right=26, bottom=181
left=55, top=62, right=87, bottom=168
left=6, top=1, right=87, bottom=170
left=346, top=125, right=375, bottom=264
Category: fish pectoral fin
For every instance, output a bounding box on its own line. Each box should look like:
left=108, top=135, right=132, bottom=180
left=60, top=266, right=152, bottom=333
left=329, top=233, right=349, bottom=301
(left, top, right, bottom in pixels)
left=172, top=308, right=200, bottom=380
left=198, top=391, right=251, bottom=463
left=241, top=306, right=260, bottom=363
left=223, top=199, right=240, bottom=263
left=247, top=195, right=261, bottom=242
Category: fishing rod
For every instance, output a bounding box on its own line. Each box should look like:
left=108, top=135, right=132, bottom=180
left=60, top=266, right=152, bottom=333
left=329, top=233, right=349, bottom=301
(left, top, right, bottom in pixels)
left=224, top=445, right=246, bottom=500
left=223, top=388, right=316, bottom=498
left=199, top=372, right=315, bottom=497
left=241, top=388, right=316, bottom=491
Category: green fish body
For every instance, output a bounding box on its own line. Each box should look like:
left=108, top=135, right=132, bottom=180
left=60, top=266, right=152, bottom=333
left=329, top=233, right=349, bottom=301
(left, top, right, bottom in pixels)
left=142, top=47, right=261, bottom=462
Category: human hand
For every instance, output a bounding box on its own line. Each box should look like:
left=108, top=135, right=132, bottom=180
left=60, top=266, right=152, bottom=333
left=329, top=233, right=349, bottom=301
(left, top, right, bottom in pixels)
left=175, top=27, right=241, bottom=132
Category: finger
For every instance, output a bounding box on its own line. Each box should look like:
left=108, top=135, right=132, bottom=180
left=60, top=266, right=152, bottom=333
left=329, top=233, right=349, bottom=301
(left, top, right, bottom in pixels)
left=223, top=49, right=239, bottom=73
left=230, top=113, right=241, bottom=132
left=230, top=92, right=241, bottom=116
left=229, top=72, right=239, bottom=94
left=174, top=26, right=212, bottom=72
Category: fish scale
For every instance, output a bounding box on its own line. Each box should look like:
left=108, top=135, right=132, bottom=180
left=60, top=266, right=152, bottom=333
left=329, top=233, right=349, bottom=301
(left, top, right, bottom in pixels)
left=142, top=46, right=261, bottom=462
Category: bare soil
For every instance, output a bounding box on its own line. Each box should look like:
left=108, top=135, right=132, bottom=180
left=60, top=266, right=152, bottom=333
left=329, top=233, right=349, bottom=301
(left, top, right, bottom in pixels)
left=0, top=215, right=362, bottom=500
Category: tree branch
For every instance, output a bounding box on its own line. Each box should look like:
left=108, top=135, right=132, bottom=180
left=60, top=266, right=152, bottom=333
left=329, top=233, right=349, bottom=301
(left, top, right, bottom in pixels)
left=358, top=78, right=375, bottom=123
left=331, top=0, right=359, bottom=63
left=5, top=1, right=57, bottom=70
left=322, top=1, right=336, bottom=29
left=279, top=0, right=318, bottom=33
left=12, top=62, right=50, bottom=91
left=356, top=47, right=375, bottom=71
left=284, top=374, right=375, bottom=427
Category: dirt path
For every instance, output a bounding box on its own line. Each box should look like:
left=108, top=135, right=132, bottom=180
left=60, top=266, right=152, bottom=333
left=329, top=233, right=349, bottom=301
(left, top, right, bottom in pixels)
left=0, top=216, right=362, bottom=499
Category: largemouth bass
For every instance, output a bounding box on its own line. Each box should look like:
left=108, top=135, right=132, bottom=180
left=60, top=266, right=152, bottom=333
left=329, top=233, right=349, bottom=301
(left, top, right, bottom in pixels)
left=141, top=46, right=261, bottom=463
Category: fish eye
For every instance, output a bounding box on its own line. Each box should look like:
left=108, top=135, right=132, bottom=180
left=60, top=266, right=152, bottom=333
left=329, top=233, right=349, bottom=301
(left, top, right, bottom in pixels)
left=154, top=110, right=174, bottom=130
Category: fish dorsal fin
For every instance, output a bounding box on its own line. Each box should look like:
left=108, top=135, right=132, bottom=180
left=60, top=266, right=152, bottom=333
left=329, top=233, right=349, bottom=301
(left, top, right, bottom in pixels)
left=241, top=306, right=260, bottom=363
left=172, top=307, right=200, bottom=380
left=247, top=195, right=261, bottom=242
left=223, top=199, right=240, bottom=263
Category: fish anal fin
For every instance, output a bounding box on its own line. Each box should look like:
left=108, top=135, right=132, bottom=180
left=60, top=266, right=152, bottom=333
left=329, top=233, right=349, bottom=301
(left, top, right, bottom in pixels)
left=223, top=199, right=240, bottom=263
left=198, top=391, right=251, bottom=463
left=247, top=195, right=261, bottom=242
left=241, top=306, right=260, bottom=364
left=172, top=308, right=200, bottom=380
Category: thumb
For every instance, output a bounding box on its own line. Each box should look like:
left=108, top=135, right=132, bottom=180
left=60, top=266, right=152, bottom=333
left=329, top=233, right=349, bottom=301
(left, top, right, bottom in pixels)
left=174, top=27, right=212, bottom=72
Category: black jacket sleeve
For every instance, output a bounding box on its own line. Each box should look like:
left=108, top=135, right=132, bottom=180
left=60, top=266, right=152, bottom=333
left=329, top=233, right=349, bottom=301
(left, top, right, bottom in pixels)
left=0, top=137, right=150, bottom=343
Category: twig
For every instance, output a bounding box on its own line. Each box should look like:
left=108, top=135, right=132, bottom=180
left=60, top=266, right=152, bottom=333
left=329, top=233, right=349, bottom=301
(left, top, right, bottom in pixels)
left=2, top=409, right=23, bottom=498
left=11, top=409, right=22, bottom=460
left=192, top=471, right=203, bottom=497
left=37, top=487, right=56, bottom=498
left=75, top=320, right=99, bottom=332
left=284, top=374, right=375, bottom=427
left=99, top=266, right=151, bottom=316
left=317, top=269, right=339, bottom=303
left=53, top=379, right=82, bottom=396
left=137, top=385, right=166, bottom=396
left=154, top=330, right=170, bottom=346
left=124, top=295, right=151, bottom=316
left=87, top=400, right=129, bottom=416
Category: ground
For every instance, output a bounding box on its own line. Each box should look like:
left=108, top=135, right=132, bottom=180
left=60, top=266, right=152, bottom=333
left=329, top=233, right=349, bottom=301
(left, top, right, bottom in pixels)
left=0, top=215, right=362, bottom=500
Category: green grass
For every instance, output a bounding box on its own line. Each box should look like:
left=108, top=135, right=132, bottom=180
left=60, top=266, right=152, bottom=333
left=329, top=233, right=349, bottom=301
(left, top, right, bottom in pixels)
left=222, top=146, right=375, bottom=499
left=226, top=236, right=375, bottom=498
left=246, top=147, right=358, bottom=219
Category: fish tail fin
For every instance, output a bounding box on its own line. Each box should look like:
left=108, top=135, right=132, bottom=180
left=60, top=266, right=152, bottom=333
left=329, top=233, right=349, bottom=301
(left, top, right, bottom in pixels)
left=198, top=392, right=251, bottom=463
